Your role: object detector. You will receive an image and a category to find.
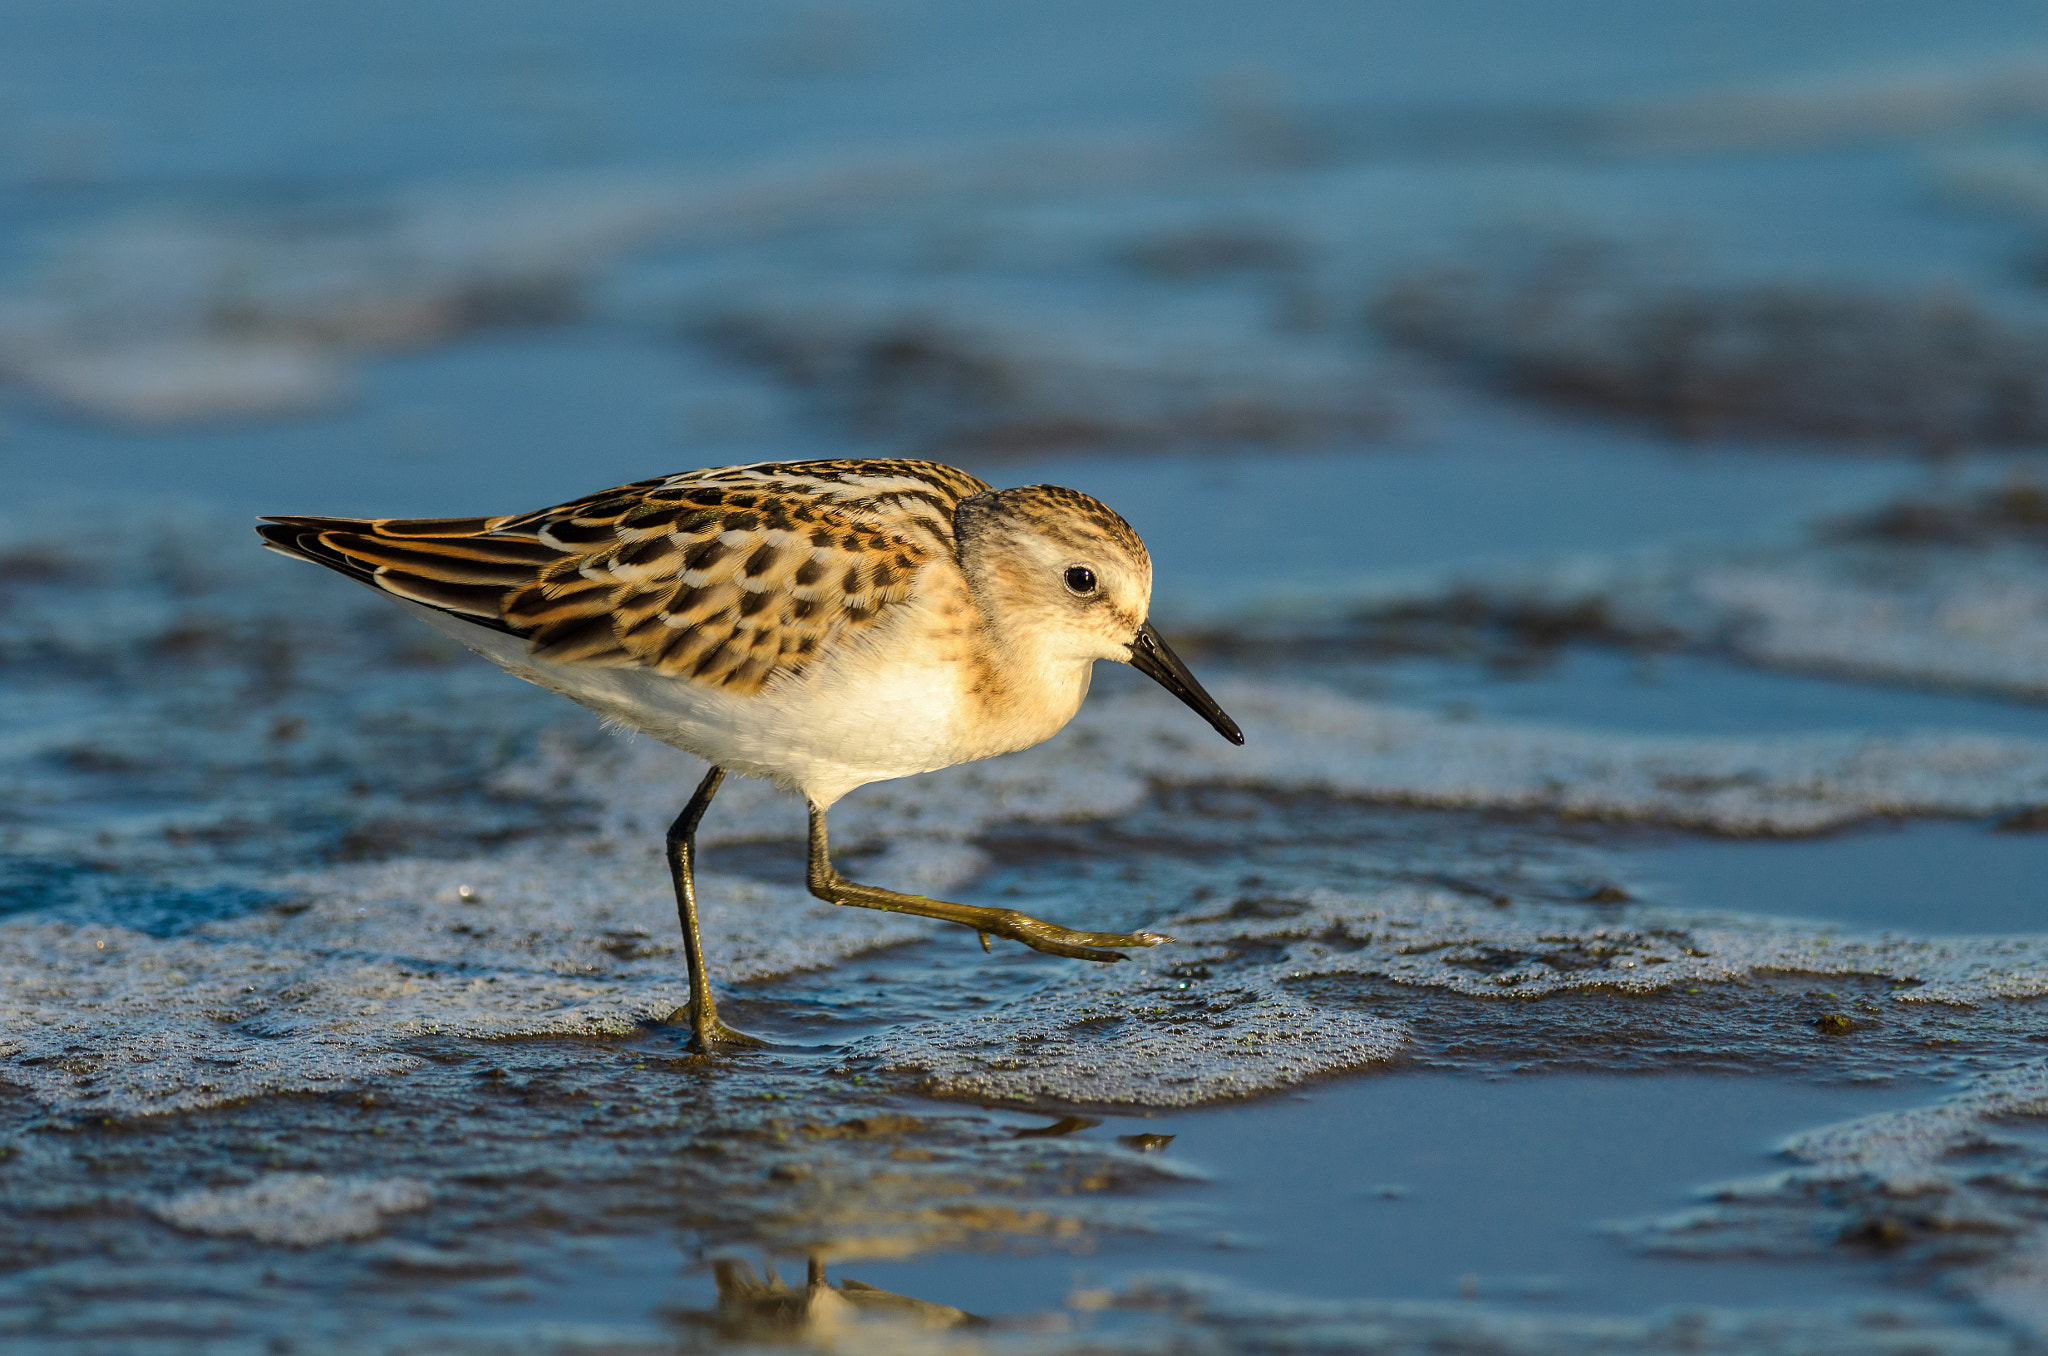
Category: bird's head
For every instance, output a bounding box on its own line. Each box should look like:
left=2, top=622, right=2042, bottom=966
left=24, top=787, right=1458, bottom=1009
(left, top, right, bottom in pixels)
left=954, top=484, right=1242, bottom=745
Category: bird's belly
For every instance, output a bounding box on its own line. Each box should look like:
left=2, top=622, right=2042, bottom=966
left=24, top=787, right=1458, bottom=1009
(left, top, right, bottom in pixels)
left=612, top=655, right=984, bottom=803
left=754, top=669, right=972, bottom=771
left=400, top=601, right=987, bottom=804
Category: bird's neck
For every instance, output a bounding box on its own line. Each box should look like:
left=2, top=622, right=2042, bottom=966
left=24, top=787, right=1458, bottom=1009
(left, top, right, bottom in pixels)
left=966, top=641, right=1094, bottom=759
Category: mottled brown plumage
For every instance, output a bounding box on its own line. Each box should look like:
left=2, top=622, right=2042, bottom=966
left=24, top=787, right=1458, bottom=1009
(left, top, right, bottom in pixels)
left=258, top=459, right=993, bottom=696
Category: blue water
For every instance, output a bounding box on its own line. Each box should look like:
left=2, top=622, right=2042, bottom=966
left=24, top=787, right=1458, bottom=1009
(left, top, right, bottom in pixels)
left=1629, top=819, right=2048, bottom=936
left=493, top=1073, right=1948, bottom=1326
left=8, top=1, right=2048, bottom=194
left=6, top=4, right=2048, bottom=1347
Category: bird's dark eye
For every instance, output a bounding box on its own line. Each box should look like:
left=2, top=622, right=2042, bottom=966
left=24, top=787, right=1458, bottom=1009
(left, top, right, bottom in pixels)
left=1064, top=566, right=1097, bottom=596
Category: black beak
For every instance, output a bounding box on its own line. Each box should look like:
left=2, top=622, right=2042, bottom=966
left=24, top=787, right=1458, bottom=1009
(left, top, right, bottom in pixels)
left=1127, top=621, right=1244, bottom=745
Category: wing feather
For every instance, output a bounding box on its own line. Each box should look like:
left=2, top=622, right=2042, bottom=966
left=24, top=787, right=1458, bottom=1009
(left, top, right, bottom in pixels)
left=256, top=458, right=992, bottom=695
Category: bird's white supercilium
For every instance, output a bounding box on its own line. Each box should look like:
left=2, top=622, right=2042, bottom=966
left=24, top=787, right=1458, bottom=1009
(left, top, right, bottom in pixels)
left=258, top=457, right=1242, bottom=1050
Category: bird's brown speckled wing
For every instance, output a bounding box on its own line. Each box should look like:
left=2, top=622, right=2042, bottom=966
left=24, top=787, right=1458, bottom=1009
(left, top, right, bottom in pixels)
left=257, top=459, right=992, bottom=695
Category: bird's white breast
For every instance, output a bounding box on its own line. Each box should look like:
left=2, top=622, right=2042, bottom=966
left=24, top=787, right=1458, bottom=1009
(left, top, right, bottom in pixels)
left=397, top=598, right=1046, bottom=808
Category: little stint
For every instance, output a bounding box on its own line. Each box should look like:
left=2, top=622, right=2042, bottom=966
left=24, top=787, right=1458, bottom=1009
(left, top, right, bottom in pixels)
left=257, top=458, right=1242, bottom=1050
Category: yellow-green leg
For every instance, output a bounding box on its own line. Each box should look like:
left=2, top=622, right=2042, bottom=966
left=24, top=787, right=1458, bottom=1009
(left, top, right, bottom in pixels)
left=667, top=766, right=770, bottom=1053
left=804, top=804, right=1167, bottom=962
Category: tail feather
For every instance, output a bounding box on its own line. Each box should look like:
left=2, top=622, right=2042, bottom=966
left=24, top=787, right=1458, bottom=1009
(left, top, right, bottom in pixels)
left=255, top=515, right=541, bottom=637
left=255, top=520, right=367, bottom=577
left=319, top=532, right=544, bottom=588
left=370, top=568, right=517, bottom=620
left=363, top=515, right=509, bottom=538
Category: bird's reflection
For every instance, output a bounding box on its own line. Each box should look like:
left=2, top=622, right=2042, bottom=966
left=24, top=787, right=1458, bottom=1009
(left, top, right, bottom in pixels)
left=695, top=1252, right=987, bottom=1341
left=1009, top=1115, right=1101, bottom=1139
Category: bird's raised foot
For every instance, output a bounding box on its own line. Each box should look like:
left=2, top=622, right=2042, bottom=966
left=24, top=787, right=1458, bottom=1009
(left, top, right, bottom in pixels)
left=990, top=911, right=1172, bottom=963
left=810, top=871, right=1171, bottom=963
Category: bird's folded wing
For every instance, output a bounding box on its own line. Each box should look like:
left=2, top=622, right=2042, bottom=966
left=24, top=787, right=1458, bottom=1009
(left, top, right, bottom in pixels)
left=257, top=459, right=990, bottom=696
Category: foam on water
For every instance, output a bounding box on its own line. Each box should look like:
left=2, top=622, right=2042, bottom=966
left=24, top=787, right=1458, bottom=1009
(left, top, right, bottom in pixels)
left=16, top=499, right=2048, bottom=1124
left=858, top=976, right=1405, bottom=1110
left=1381, top=497, right=2048, bottom=707
left=15, top=685, right=2048, bottom=1117
left=150, top=1173, right=432, bottom=1247
left=0, top=855, right=947, bottom=1115
left=852, top=880, right=2048, bottom=1110
left=1692, top=546, right=2048, bottom=699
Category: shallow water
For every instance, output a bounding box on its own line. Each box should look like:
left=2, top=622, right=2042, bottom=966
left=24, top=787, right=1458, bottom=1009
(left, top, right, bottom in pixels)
left=1312, top=650, right=2048, bottom=743
left=808, top=1075, right=1944, bottom=1316
left=1626, top=819, right=2048, bottom=936
left=482, top=1073, right=1951, bottom=1330
left=11, top=4, right=2048, bottom=1353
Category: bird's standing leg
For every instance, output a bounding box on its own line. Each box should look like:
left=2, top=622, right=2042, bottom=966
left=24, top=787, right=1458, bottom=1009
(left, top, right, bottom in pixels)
left=805, top=804, right=1166, bottom=962
left=667, top=766, right=769, bottom=1052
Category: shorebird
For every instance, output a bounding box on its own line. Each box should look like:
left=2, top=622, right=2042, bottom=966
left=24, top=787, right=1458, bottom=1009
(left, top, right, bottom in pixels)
left=257, top=458, right=1242, bottom=1050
